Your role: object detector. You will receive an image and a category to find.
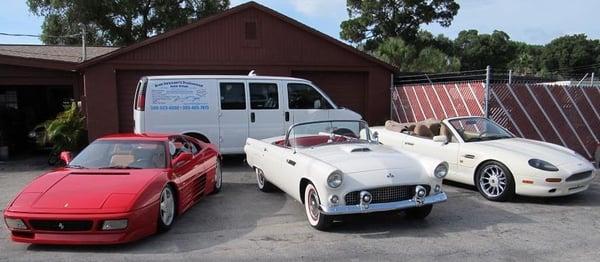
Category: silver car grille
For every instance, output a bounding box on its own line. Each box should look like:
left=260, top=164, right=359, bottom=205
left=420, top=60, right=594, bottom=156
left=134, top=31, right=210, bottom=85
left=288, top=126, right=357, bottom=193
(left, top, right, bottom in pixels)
left=344, top=185, right=430, bottom=205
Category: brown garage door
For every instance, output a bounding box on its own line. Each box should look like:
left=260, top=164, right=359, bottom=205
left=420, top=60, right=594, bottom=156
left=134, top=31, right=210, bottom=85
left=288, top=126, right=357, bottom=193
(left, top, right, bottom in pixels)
left=116, top=70, right=248, bottom=132
left=291, top=71, right=367, bottom=116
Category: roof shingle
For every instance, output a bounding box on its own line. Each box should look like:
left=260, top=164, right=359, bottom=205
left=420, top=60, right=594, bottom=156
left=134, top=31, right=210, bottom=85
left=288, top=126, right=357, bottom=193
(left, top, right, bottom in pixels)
left=0, top=45, right=118, bottom=63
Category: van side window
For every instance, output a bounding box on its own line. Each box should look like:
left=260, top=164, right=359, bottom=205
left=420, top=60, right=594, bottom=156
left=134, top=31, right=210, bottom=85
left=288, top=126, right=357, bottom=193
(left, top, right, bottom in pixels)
left=250, top=83, right=278, bottom=109
left=220, top=83, right=246, bottom=110
left=287, top=83, right=333, bottom=109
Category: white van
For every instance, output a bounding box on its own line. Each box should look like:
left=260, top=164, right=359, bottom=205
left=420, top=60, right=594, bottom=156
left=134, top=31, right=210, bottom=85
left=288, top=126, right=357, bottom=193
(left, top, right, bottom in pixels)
left=133, top=75, right=362, bottom=154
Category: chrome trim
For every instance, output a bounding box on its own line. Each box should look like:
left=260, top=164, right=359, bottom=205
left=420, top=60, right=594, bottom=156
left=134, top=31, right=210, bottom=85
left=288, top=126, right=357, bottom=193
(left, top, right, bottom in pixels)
left=320, top=192, right=447, bottom=215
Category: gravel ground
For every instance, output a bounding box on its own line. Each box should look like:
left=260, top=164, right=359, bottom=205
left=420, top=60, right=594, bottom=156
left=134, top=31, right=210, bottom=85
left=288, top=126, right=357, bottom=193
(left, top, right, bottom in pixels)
left=0, top=156, right=599, bottom=262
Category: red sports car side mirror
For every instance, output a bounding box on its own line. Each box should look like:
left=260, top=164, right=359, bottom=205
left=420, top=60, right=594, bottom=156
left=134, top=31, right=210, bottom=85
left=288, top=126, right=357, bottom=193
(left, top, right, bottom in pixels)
left=172, top=152, right=192, bottom=167
left=60, top=151, right=73, bottom=165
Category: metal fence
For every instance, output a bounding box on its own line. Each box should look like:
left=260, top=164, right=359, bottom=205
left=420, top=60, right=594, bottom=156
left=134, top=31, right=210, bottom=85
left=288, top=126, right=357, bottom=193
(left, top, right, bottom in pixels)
left=391, top=79, right=600, bottom=159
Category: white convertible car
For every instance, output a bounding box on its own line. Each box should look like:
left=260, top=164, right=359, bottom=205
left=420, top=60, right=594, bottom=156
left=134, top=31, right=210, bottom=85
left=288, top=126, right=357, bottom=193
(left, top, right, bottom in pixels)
left=244, top=120, right=448, bottom=230
left=372, top=116, right=596, bottom=201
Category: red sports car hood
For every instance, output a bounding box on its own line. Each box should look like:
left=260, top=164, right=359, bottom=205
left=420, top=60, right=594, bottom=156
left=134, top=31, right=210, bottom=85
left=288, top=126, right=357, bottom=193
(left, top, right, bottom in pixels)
left=8, top=169, right=164, bottom=214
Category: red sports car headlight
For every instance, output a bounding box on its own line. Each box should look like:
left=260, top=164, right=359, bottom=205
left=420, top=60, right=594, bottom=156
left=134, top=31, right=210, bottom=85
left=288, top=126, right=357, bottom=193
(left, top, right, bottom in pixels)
left=5, top=218, right=28, bottom=230
left=101, top=219, right=128, bottom=230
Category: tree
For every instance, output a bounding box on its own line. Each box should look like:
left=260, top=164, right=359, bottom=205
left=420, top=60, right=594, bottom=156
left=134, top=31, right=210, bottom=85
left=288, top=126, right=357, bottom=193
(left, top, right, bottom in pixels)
left=454, top=30, right=517, bottom=70
left=340, top=0, right=460, bottom=50
left=375, top=37, right=460, bottom=73
left=539, top=34, right=600, bottom=78
left=28, top=0, right=230, bottom=46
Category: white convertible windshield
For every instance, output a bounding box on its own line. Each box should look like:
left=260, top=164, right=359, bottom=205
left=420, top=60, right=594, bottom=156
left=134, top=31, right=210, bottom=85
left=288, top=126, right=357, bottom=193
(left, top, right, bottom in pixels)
left=448, top=118, right=514, bottom=142
left=286, top=120, right=372, bottom=148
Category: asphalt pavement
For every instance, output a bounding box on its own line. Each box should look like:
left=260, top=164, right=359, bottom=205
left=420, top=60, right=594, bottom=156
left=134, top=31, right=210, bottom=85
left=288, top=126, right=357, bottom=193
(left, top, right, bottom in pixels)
left=1, top=156, right=599, bottom=261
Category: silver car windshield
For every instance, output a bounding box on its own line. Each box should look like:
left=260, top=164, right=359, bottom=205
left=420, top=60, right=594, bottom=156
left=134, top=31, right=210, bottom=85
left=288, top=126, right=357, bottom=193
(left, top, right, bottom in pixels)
left=285, top=120, right=372, bottom=148
left=448, top=117, right=514, bottom=142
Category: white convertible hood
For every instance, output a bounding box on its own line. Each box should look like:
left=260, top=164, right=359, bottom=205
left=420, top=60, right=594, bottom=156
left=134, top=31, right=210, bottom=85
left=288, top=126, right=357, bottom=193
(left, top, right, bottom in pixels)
left=475, top=138, right=582, bottom=166
left=298, top=143, right=416, bottom=173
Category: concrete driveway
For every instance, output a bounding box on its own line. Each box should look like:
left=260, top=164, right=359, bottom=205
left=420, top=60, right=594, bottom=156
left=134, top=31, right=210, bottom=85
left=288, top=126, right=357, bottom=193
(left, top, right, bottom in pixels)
left=1, top=156, right=599, bottom=261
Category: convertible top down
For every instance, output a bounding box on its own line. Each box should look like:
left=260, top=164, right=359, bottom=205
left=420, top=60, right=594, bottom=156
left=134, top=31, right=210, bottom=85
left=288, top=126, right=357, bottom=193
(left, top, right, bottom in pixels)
left=244, top=120, right=448, bottom=230
left=372, top=116, right=595, bottom=201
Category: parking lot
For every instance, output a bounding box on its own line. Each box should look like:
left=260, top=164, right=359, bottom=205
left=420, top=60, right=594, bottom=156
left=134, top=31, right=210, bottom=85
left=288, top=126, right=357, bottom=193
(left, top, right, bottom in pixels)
left=1, top=156, right=599, bottom=261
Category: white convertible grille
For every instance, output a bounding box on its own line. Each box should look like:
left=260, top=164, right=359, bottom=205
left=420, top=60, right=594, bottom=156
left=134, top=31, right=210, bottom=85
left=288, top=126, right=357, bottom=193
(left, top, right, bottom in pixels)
left=344, top=185, right=430, bottom=205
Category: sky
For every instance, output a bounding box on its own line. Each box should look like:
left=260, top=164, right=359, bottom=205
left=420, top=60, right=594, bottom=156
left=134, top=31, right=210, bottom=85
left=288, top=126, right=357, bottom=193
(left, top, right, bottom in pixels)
left=1, top=0, right=599, bottom=45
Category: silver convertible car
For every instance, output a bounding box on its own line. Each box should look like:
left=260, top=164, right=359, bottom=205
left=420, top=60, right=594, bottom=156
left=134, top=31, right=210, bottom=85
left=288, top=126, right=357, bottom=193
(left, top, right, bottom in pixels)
left=244, top=120, right=449, bottom=230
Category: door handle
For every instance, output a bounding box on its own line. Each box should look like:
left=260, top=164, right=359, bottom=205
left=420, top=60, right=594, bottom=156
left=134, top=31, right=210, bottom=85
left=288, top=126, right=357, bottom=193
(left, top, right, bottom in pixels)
left=404, top=142, right=414, bottom=146
left=462, top=154, right=475, bottom=159
left=250, top=112, right=255, bottom=123
left=286, top=159, right=296, bottom=166
left=285, top=111, right=290, bottom=122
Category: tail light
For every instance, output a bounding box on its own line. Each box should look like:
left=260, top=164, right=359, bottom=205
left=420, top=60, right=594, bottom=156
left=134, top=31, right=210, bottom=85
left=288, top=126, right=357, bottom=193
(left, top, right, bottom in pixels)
left=134, top=80, right=147, bottom=111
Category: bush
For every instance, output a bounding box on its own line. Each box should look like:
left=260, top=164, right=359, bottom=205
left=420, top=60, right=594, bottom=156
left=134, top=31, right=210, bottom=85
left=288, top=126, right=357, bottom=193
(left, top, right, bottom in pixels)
left=39, top=102, right=87, bottom=153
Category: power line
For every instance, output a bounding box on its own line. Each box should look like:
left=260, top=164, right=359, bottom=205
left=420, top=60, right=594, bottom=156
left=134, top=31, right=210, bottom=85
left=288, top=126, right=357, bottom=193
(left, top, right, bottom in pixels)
left=0, top=32, right=81, bottom=39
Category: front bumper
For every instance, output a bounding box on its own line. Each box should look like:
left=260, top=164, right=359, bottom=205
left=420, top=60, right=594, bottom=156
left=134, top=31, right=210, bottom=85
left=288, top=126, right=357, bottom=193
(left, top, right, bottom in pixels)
left=3, top=202, right=158, bottom=245
left=319, top=192, right=447, bottom=215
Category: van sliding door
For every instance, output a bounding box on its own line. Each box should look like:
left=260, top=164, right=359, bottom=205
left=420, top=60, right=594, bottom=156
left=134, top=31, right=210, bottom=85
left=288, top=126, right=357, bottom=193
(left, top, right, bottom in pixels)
left=248, top=82, right=285, bottom=139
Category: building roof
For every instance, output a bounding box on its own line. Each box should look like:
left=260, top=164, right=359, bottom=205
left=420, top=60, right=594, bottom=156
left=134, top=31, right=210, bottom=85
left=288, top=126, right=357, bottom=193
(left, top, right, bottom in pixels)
left=0, top=44, right=118, bottom=63
left=78, top=1, right=396, bottom=71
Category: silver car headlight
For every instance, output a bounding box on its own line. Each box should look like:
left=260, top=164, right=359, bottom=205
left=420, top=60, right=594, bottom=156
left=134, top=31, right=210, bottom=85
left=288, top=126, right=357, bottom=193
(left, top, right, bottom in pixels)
left=327, top=171, right=343, bottom=188
left=434, top=162, right=449, bottom=179
left=528, top=159, right=559, bottom=172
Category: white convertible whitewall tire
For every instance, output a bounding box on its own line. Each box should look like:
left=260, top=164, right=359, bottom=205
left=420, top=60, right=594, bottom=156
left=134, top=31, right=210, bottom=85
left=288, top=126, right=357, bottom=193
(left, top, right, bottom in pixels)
left=304, top=183, right=332, bottom=230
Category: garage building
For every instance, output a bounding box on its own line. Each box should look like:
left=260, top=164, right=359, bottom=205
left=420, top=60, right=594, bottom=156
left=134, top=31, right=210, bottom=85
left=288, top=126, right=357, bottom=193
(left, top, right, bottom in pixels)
left=1, top=2, right=395, bottom=144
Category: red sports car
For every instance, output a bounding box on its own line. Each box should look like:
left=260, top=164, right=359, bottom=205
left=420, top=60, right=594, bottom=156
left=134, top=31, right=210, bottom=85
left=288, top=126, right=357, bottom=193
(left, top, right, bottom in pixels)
left=3, top=133, right=221, bottom=245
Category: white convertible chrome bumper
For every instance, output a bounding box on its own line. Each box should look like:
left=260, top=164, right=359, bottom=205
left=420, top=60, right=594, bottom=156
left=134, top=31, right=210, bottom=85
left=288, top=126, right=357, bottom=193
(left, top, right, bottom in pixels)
left=319, top=192, right=447, bottom=215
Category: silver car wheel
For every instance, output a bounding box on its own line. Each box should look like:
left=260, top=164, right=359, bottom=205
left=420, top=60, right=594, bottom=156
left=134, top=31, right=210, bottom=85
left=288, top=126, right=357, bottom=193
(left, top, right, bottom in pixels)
left=160, top=187, right=175, bottom=226
left=479, top=164, right=507, bottom=197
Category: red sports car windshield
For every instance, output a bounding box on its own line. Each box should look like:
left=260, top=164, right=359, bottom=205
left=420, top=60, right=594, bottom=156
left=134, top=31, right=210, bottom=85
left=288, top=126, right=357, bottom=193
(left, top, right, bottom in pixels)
left=68, top=140, right=167, bottom=169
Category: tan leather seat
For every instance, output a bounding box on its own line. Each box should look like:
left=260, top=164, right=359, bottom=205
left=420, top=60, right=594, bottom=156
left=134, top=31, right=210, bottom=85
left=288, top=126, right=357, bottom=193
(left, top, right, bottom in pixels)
left=429, top=123, right=441, bottom=136
left=110, top=154, right=134, bottom=167
left=415, top=124, right=433, bottom=138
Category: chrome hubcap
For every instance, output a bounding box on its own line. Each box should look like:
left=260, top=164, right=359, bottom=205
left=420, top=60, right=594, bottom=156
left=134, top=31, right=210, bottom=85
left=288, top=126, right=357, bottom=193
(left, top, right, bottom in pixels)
left=480, top=165, right=507, bottom=197
left=308, top=189, right=320, bottom=221
left=257, top=170, right=265, bottom=188
left=160, top=188, right=175, bottom=225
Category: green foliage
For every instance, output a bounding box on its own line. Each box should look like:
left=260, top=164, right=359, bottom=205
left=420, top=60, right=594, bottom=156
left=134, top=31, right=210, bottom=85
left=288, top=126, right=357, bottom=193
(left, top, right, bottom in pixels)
left=453, top=30, right=518, bottom=70
left=539, top=34, right=600, bottom=76
left=340, top=0, right=460, bottom=50
left=375, top=37, right=460, bottom=73
left=39, top=102, right=87, bottom=153
left=27, top=0, right=230, bottom=46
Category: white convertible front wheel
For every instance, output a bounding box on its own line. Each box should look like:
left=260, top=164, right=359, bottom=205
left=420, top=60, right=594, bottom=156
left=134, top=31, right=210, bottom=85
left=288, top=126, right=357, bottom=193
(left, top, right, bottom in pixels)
left=304, top=183, right=332, bottom=230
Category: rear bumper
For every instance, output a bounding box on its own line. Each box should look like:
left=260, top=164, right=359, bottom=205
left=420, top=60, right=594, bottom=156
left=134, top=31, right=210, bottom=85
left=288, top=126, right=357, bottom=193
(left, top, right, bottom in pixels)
left=320, top=192, right=447, bottom=215
left=3, top=202, right=158, bottom=245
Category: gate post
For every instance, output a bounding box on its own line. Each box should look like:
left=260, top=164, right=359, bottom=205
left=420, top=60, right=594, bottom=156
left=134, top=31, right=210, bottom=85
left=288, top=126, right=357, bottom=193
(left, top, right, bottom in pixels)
left=484, top=65, right=491, bottom=118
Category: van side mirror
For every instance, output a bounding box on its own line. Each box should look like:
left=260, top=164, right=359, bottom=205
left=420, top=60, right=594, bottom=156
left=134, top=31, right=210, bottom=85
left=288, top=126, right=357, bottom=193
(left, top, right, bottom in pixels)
left=433, top=135, right=448, bottom=144
left=60, top=151, right=73, bottom=165
left=172, top=152, right=193, bottom=167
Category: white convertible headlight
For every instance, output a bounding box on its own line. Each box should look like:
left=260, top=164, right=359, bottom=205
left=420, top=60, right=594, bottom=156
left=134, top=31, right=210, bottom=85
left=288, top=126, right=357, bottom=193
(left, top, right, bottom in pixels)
left=528, top=159, right=559, bottom=172
left=434, top=162, right=449, bottom=179
left=327, top=171, right=343, bottom=188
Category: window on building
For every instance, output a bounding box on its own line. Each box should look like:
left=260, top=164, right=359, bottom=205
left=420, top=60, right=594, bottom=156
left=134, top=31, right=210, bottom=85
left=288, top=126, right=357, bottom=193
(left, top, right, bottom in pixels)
left=250, top=83, right=278, bottom=109
left=0, top=90, right=18, bottom=109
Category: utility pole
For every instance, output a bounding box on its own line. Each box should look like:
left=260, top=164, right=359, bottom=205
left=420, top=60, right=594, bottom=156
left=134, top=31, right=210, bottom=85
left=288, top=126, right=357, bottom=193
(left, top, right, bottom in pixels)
left=80, top=24, right=87, bottom=61
left=508, top=70, right=512, bottom=85
left=484, top=65, right=491, bottom=118
left=591, top=72, right=595, bottom=86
